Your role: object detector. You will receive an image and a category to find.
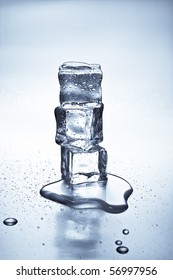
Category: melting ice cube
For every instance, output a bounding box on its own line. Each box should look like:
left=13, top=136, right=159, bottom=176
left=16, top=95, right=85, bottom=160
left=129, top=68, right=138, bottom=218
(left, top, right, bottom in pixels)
left=55, top=103, right=103, bottom=150
left=61, top=145, right=107, bottom=185
left=58, top=62, right=102, bottom=105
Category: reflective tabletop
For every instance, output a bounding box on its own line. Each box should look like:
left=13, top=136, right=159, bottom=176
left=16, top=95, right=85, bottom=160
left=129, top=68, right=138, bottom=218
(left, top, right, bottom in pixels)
left=0, top=0, right=173, bottom=260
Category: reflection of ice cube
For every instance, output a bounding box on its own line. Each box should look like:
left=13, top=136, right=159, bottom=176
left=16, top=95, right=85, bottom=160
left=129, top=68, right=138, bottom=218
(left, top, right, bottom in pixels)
left=55, top=103, right=103, bottom=149
left=58, top=62, right=102, bottom=104
left=61, top=145, right=107, bottom=185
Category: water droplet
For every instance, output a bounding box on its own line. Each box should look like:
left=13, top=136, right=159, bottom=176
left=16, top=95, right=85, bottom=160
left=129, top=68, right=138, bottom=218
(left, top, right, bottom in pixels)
left=3, top=218, right=18, bottom=226
left=116, top=246, right=129, bottom=254
left=122, top=229, right=129, bottom=235
left=115, top=240, right=122, bottom=245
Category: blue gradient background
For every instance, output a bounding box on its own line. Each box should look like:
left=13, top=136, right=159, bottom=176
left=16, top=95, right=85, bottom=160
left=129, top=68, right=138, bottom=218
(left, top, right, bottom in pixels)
left=0, top=0, right=173, bottom=259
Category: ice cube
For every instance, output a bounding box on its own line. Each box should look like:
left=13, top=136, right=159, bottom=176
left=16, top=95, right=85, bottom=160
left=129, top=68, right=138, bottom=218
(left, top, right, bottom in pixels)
left=58, top=62, right=102, bottom=105
left=61, top=145, right=107, bottom=185
left=55, top=103, right=103, bottom=149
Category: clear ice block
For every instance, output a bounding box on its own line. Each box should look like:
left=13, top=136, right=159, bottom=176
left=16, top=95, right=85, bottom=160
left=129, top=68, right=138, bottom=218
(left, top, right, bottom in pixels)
left=55, top=103, right=103, bottom=150
left=40, top=61, right=133, bottom=213
left=58, top=62, right=102, bottom=105
left=61, top=145, right=107, bottom=185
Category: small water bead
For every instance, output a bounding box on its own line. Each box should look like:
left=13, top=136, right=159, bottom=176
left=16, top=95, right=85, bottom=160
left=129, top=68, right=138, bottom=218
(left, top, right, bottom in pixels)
left=3, top=217, right=18, bottom=226
left=115, top=240, right=122, bottom=245
left=122, top=229, right=129, bottom=235
left=116, top=246, right=129, bottom=254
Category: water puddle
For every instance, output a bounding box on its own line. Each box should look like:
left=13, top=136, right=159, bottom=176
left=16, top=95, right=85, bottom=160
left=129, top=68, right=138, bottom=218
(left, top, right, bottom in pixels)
left=40, top=173, right=133, bottom=214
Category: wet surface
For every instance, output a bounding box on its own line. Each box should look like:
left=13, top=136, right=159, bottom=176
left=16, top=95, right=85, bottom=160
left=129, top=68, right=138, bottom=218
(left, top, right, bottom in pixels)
left=40, top=174, right=133, bottom=214
left=0, top=149, right=173, bottom=259
left=0, top=0, right=173, bottom=260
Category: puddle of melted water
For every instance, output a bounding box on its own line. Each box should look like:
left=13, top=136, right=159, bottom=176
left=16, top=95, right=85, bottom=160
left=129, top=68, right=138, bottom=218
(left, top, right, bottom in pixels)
left=40, top=173, right=133, bottom=214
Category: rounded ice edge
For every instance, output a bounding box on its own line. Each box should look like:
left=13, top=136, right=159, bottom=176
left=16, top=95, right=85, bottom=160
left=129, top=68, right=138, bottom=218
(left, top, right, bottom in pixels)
left=59, top=61, right=102, bottom=74
left=40, top=173, right=133, bottom=214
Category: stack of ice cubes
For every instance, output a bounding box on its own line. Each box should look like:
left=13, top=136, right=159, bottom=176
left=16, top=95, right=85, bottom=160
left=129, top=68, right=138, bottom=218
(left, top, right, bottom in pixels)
left=55, top=62, right=107, bottom=186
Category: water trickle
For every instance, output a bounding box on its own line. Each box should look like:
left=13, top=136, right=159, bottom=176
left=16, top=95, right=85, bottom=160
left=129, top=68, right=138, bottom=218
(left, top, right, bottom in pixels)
left=3, top=217, right=18, bottom=226
left=115, top=240, right=122, bottom=245
left=116, top=246, right=129, bottom=254
left=122, top=229, right=129, bottom=235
